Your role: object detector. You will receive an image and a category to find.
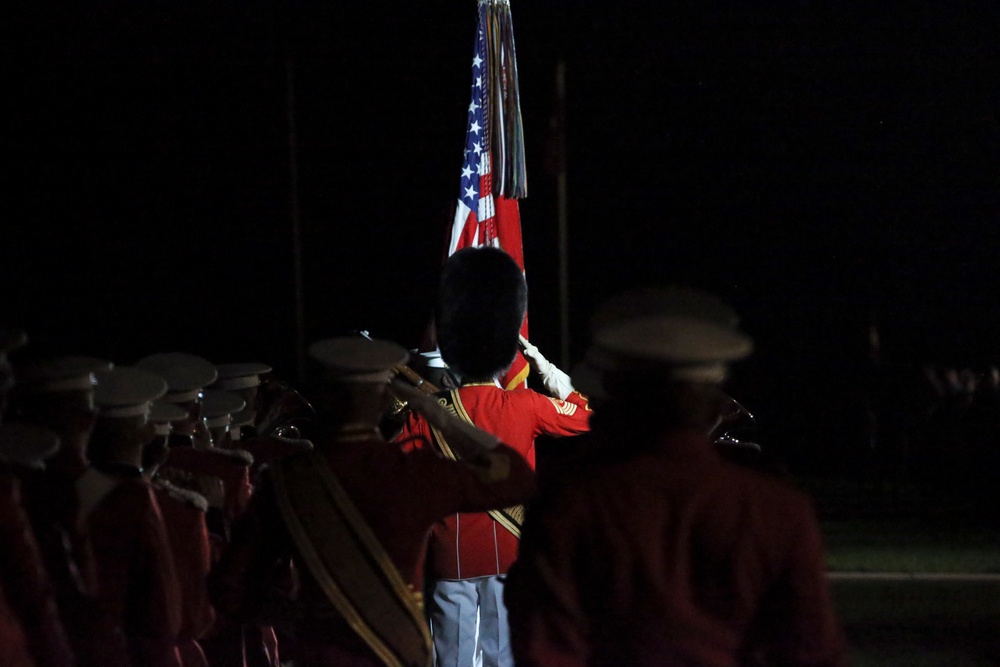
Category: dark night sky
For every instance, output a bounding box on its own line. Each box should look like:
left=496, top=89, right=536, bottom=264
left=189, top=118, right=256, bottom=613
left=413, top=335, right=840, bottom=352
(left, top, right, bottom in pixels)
left=4, top=1, right=1000, bottom=473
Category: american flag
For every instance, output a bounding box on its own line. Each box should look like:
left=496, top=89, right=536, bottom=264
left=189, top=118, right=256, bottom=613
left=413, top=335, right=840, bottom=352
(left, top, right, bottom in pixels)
left=447, top=0, right=529, bottom=390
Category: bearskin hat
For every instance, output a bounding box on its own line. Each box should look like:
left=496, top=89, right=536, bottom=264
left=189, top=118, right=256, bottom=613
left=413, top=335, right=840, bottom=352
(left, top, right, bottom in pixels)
left=436, top=247, right=527, bottom=381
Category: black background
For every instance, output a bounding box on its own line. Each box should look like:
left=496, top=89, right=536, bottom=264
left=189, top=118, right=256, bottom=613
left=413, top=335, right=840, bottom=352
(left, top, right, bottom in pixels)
left=4, top=1, right=999, bottom=476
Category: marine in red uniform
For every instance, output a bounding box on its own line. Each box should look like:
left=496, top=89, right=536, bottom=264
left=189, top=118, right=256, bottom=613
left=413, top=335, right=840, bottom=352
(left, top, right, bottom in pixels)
left=86, top=366, right=183, bottom=667
left=210, top=337, right=537, bottom=667
left=397, top=383, right=588, bottom=578
left=138, top=353, right=255, bottom=530
left=0, top=329, right=35, bottom=667
left=135, top=353, right=271, bottom=667
left=7, top=354, right=131, bottom=666
left=146, top=401, right=216, bottom=667
left=393, top=246, right=589, bottom=667
left=504, top=293, right=847, bottom=667
left=0, top=459, right=42, bottom=667
left=0, top=427, right=77, bottom=667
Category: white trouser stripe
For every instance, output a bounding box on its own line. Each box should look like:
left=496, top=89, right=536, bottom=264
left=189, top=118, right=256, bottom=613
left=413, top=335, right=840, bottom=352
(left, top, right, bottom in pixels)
left=455, top=513, right=461, bottom=579
left=492, top=521, right=500, bottom=573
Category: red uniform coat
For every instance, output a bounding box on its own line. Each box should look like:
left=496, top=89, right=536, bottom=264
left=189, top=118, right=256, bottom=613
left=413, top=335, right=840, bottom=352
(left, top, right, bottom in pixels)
left=210, top=431, right=536, bottom=666
left=0, top=466, right=76, bottom=667
left=394, top=385, right=590, bottom=579
left=20, top=469, right=130, bottom=666
left=83, top=468, right=183, bottom=667
left=504, top=428, right=847, bottom=667
left=165, top=447, right=277, bottom=667
left=154, top=480, right=215, bottom=667
left=0, top=585, right=34, bottom=667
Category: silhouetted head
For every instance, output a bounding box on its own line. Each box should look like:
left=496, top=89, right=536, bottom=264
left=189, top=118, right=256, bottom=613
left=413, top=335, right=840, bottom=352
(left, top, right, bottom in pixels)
left=436, top=246, right=527, bottom=383
left=306, top=336, right=409, bottom=436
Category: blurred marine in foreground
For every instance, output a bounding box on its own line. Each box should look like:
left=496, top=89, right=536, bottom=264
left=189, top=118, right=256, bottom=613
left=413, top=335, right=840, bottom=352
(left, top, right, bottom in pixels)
left=504, top=289, right=847, bottom=667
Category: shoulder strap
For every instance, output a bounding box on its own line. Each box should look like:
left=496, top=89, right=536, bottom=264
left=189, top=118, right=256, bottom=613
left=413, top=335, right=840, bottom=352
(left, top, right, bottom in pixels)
left=271, top=451, right=431, bottom=667
left=428, top=390, right=524, bottom=538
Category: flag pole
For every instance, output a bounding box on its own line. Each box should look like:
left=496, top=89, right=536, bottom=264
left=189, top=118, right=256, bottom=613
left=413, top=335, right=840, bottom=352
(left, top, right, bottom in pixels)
left=555, top=59, right=570, bottom=369
left=286, top=55, right=306, bottom=383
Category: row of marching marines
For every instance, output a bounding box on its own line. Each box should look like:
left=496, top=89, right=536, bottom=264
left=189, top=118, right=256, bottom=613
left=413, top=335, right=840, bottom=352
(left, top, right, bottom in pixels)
left=0, top=333, right=316, bottom=667
left=0, top=246, right=847, bottom=667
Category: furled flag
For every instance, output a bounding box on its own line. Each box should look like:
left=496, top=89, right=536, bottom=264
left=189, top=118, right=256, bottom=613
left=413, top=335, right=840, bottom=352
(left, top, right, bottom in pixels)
left=446, top=0, right=530, bottom=390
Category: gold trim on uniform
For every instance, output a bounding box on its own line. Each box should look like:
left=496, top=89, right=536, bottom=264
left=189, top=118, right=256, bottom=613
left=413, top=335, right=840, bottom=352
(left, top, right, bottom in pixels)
left=427, top=390, right=524, bottom=539
left=504, top=365, right=530, bottom=390
left=272, top=453, right=432, bottom=667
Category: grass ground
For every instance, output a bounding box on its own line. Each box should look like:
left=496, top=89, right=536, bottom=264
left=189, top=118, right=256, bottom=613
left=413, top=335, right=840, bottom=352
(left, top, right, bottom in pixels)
left=822, top=518, right=1000, bottom=573
left=802, top=477, right=1000, bottom=663
left=794, top=475, right=1000, bottom=573
left=829, top=575, right=1000, bottom=666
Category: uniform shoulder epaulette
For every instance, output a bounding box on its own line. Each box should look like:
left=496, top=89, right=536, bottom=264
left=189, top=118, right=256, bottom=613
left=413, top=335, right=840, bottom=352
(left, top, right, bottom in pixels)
left=154, top=478, right=209, bottom=512
left=211, top=447, right=255, bottom=467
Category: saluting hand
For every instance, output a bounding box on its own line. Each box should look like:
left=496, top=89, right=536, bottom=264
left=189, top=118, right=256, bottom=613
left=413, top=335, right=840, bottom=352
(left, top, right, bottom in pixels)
left=518, top=334, right=576, bottom=400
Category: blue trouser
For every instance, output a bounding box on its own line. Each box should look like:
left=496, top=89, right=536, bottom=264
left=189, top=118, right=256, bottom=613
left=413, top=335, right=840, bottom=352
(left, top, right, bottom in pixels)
left=429, top=576, right=512, bottom=667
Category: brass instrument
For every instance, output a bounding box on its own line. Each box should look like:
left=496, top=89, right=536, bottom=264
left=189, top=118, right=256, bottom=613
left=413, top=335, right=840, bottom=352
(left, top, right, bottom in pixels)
left=712, top=393, right=761, bottom=464
left=715, top=394, right=755, bottom=432
left=256, top=376, right=317, bottom=440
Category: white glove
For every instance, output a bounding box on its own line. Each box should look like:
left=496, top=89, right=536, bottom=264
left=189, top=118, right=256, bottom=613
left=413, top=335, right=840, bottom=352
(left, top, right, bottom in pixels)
left=390, top=379, right=500, bottom=456
left=518, top=334, right=575, bottom=400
